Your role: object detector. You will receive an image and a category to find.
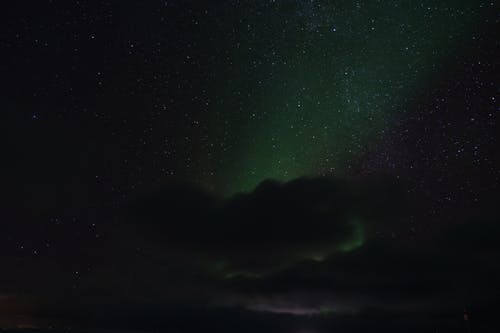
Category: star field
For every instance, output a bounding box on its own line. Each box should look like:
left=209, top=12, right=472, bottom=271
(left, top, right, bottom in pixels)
left=2, top=1, right=500, bottom=332
left=5, top=1, right=497, bottom=196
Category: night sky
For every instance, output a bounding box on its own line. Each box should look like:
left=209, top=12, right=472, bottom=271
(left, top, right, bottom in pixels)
left=3, top=1, right=500, bottom=332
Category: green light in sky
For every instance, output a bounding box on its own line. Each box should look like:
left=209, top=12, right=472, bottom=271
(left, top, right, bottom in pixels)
left=338, top=219, right=365, bottom=253
left=198, top=0, right=477, bottom=195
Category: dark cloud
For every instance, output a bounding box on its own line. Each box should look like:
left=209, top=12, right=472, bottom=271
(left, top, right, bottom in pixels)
left=105, top=178, right=500, bottom=331
left=2, top=177, right=499, bottom=333
left=125, top=177, right=407, bottom=276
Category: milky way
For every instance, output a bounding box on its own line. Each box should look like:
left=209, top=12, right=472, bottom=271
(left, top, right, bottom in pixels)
left=3, top=1, right=499, bottom=332
left=191, top=0, right=487, bottom=193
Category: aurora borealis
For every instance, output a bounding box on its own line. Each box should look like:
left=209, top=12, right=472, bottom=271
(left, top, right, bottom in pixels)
left=3, top=0, right=500, bottom=332
left=189, top=0, right=483, bottom=193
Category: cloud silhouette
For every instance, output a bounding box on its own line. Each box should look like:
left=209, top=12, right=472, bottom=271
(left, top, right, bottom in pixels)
left=2, top=177, right=499, bottom=333
left=126, top=177, right=406, bottom=276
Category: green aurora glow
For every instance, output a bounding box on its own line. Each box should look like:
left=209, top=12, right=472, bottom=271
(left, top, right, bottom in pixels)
left=197, top=0, right=478, bottom=194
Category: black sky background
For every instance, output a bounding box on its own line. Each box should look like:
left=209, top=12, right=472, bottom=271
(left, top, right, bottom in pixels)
left=2, top=1, right=500, bottom=332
